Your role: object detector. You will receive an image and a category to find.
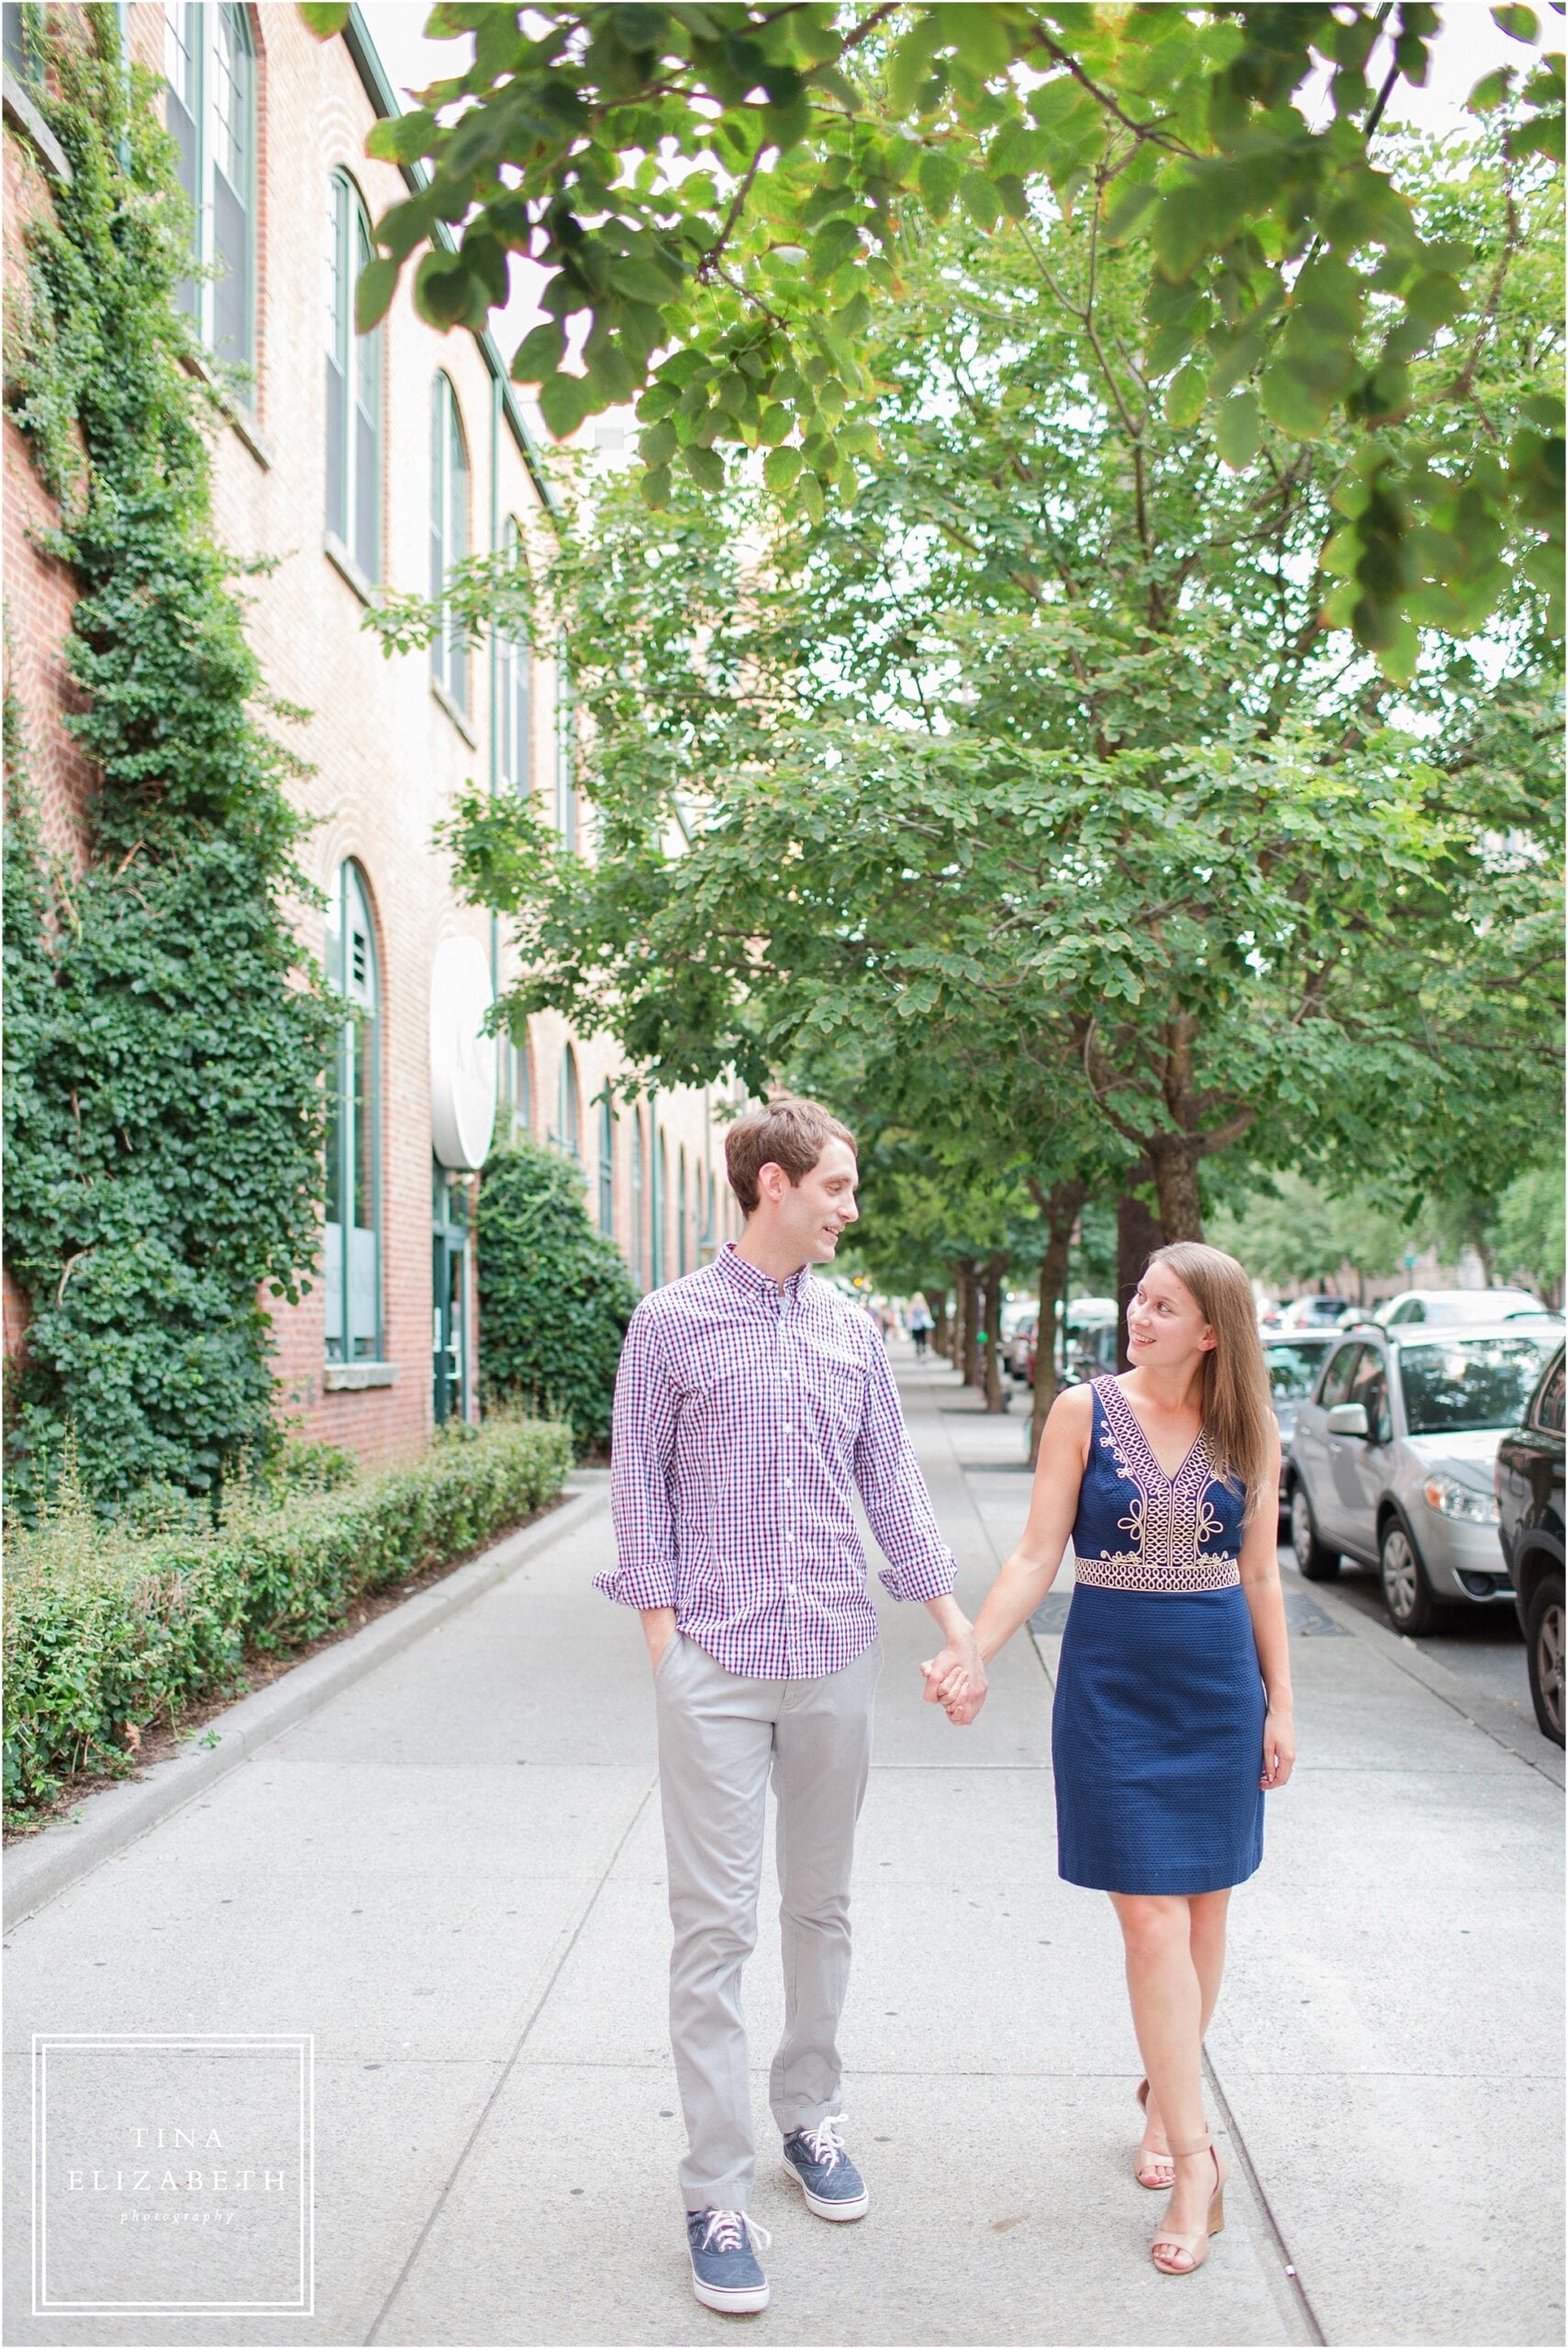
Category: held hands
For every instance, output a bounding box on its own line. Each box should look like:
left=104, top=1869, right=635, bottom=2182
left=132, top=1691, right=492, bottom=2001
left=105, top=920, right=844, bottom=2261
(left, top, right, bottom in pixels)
left=1261, top=1707, right=1296, bottom=1789
left=920, top=1632, right=988, bottom=1727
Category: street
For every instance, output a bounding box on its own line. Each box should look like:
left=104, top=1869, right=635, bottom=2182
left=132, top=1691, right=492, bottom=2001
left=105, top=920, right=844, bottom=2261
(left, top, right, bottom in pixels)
left=4, top=1346, right=1562, bottom=2349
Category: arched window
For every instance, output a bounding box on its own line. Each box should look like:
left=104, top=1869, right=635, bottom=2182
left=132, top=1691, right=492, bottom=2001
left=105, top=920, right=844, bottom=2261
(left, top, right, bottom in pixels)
left=513, top=1035, right=532, bottom=1134
left=630, top=1111, right=645, bottom=1288
left=326, top=172, right=381, bottom=583
left=498, top=517, right=533, bottom=794
left=656, top=1128, right=669, bottom=1287
left=429, top=373, right=470, bottom=711
left=324, top=860, right=381, bottom=1363
left=554, top=632, right=577, bottom=850
left=597, top=1096, right=615, bottom=1237
left=556, top=1044, right=580, bottom=1161
left=165, top=3, right=256, bottom=382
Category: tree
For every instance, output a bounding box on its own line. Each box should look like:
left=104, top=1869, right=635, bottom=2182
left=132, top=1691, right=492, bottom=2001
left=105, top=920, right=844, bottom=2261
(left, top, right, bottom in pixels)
left=302, top=0, right=1563, bottom=662
left=376, top=117, right=1560, bottom=1266
left=477, top=1138, right=638, bottom=1453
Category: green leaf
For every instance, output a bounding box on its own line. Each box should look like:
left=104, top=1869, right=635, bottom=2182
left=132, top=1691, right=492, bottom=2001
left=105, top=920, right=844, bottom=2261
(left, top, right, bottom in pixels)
left=607, top=256, right=683, bottom=306
left=918, top=146, right=963, bottom=218
left=886, top=19, right=940, bottom=114
left=937, top=1, right=1012, bottom=75
left=354, top=256, right=397, bottom=335
left=958, top=173, right=1002, bottom=230
left=1215, top=390, right=1261, bottom=469
left=757, top=403, right=791, bottom=445
left=639, top=465, right=673, bottom=509
left=1468, top=65, right=1516, bottom=110
left=539, top=372, right=591, bottom=439
left=763, top=444, right=804, bottom=493
left=1260, top=362, right=1333, bottom=440
left=1491, top=4, right=1539, bottom=38
left=1102, top=180, right=1160, bottom=246
left=634, top=379, right=680, bottom=422
left=297, top=2, right=350, bottom=32
left=799, top=470, right=825, bottom=523
left=512, top=319, right=567, bottom=384
left=1164, top=363, right=1208, bottom=429
left=413, top=250, right=473, bottom=330
left=682, top=443, right=726, bottom=491
left=809, top=217, right=862, bottom=279
left=639, top=417, right=677, bottom=466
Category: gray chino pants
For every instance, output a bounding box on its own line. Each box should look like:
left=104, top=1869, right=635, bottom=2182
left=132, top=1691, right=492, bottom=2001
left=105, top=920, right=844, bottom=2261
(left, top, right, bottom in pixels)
left=653, top=1630, right=883, bottom=2213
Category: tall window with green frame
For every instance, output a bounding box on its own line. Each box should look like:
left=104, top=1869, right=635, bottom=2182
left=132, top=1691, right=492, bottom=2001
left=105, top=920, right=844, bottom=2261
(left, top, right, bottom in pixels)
left=326, top=172, right=382, bottom=583
left=597, top=1096, right=615, bottom=1237
left=163, top=2, right=255, bottom=380
left=429, top=373, right=471, bottom=712
left=554, top=633, right=577, bottom=849
left=498, top=517, right=533, bottom=792
left=324, top=862, right=382, bottom=1363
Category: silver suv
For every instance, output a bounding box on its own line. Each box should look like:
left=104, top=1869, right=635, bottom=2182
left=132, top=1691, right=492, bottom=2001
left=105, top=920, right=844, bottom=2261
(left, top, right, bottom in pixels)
left=1285, top=1319, right=1562, bottom=1635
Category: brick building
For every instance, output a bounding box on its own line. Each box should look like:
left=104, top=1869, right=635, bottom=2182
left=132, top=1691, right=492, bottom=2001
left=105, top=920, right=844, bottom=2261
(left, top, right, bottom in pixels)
left=3, top=2, right=743, bottom=1466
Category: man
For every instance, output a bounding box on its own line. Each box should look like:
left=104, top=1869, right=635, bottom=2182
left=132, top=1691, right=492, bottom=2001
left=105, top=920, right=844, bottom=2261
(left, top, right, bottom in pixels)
left=598, top=1097, right=985, bottom=2315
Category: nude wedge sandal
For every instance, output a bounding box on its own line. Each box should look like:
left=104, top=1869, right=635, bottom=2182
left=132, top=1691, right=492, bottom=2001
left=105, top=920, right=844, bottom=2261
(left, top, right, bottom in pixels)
left=1150, top=2134, right=1227, bottom=2276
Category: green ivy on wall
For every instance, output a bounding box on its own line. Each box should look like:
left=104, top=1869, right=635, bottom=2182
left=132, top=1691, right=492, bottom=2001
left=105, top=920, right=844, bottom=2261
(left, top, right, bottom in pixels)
left=3, top=13, right=338, bottom=1511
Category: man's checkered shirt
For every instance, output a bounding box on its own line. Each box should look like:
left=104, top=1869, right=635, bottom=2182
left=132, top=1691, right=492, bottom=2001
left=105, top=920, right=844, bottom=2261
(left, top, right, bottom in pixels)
left=600, top=1242, right=957, bottom=1678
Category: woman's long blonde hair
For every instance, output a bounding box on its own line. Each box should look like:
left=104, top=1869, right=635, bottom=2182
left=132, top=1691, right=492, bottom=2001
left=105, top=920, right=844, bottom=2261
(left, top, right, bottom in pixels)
left=1145, top=1241, right=1276, bottom=1524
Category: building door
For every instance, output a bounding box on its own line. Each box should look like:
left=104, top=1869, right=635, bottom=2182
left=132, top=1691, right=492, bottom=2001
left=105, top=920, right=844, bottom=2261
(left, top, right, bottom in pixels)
left=432, top=1163, right=469, bottom=1424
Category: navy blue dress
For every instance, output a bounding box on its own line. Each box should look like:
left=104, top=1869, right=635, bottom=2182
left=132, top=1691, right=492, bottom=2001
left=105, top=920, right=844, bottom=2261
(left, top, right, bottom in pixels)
left=1051, top=1376, right=1266, bottom=1896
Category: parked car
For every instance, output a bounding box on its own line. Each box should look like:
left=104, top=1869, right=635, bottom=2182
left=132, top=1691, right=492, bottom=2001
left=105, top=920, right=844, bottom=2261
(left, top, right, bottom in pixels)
left=1276, top=1295, right=1355, bottom=1331
left=1284, top=1319, right=1561, bottom=1635
left=1262, top=1331, right=1340, bottom=1521
left=1373, top=1286, right=1548, bottom=1327
left=1005, top=1312, right=1038, bottom=1383
left=1496, top=1343, right=1565, bottom=1747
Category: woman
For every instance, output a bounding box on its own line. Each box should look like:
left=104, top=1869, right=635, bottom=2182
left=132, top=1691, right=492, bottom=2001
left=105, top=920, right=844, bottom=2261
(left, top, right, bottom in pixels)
left=926, top=1243, right=1295, bottom=2276
left=908, top=1292, right=933, bottom=1360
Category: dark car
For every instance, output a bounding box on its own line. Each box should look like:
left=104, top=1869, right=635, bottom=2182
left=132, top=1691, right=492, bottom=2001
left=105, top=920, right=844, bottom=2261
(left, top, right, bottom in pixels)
left=1496, top=1343, right=1565, bottom=1747
left=1262, top=1332, right=1339, bottom=1522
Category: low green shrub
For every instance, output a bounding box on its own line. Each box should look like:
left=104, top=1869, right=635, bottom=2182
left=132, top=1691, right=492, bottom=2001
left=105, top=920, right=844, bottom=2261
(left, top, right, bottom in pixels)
left=3, top=1410, right=573, bottom=1821
left=478, top=1138, right=639, bottom=1454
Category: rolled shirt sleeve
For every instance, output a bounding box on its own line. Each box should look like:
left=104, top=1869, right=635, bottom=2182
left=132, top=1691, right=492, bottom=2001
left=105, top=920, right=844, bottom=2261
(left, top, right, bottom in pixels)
left=599, top=1303, right=681, bottom=1610
left=852, top=1320, right=957, bottom=1603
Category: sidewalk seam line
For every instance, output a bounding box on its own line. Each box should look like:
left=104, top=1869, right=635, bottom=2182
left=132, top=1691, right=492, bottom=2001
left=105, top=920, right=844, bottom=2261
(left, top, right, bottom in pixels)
left=1205, top=2050, right=1328, bottom=2346
left=363, top=1776, right=658, bottom=2346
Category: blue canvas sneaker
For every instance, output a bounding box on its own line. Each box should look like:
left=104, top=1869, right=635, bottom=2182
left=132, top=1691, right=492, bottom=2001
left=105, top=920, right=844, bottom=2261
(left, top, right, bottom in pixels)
left=685, top=2207, right=772, bottom=2313
left=781, top=2113, right=870, bottom=2221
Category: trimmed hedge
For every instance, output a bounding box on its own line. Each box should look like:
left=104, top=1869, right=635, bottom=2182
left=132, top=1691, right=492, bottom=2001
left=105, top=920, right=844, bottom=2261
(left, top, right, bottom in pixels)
left=478, top=1139, right=639, bottom=1454
left=3, top=1411, right=573, bottom=1820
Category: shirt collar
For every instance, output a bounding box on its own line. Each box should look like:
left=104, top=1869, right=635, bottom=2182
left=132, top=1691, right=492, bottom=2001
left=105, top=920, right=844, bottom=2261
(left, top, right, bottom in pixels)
left=717, top=1240, right=813, bottom=1304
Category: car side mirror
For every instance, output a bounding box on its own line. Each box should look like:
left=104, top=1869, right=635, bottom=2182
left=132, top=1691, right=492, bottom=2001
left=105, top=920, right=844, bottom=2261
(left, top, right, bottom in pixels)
left=1327, top=1402, right=1369, bottom=1438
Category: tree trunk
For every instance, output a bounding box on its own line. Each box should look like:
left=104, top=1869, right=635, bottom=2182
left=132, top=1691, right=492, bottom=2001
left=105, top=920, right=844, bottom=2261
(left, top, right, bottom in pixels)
left=958, top=1258, right=981, bottom=1387
left=1029, top=1180, right=1085, bottom=1464
left=1148, top=1141, right=1205, bottom=1243
left=982, top=1252, right=1007, bottom=1413
left=1116, top=1191, right=1166, bottom=1371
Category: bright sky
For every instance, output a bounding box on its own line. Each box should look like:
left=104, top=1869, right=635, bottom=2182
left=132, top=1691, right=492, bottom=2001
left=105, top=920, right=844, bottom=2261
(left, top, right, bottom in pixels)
left=355, top=0, right=1552, bottom=399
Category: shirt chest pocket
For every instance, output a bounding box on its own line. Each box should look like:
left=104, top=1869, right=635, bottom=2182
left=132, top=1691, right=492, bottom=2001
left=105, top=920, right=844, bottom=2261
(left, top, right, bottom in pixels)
left=808, top=1347, right=868, bottom=1438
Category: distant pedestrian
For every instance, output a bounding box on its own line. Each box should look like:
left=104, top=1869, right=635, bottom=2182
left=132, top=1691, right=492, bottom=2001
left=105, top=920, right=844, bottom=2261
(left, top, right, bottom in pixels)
left=924, top=1242, right=1295, bottom=2279
left=602, top=1096, right=983, bottom=2317
left=907, top=1292, right=933, bottom=1360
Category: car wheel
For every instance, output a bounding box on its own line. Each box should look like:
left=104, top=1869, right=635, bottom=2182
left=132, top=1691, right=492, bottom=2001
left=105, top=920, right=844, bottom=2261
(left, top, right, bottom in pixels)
left=1379, top=1519, right=1441, bottom=1637
left=1290, top=1483, right=1340, bottom=1581
left=1526, top=1575, right=1565, bottom=1748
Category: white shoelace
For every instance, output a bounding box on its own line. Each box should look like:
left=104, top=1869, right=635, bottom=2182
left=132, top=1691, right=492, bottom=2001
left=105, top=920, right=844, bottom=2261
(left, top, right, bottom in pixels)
left=796, top=2112, right=848, bottom=2173
left=698, top=2209, right=772, bottom=2256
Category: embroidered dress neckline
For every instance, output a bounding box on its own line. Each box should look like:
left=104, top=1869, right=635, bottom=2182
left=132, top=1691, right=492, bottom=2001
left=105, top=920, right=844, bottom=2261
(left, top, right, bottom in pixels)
left=1097, top=1376, right=1207, bottom=1488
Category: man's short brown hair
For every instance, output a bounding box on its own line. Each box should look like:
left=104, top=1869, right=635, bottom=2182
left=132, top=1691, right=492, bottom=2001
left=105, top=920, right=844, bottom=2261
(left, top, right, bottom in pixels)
left=724, top=1097, right=856, bottom=1216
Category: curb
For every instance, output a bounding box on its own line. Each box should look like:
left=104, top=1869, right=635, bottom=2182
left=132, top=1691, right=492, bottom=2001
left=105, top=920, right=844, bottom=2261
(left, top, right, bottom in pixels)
left=3, top=1477, right=611, bottom=1932
left=1289, top=1563, right=1566, bottom=1787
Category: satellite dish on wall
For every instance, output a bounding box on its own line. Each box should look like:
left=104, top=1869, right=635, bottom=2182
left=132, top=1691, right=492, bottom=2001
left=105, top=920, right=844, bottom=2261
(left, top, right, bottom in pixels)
left=429, top=935, right=497, bottom=1170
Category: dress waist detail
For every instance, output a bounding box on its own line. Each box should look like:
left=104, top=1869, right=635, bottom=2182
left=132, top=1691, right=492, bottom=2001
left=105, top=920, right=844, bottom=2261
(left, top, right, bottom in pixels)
left=1071, top=1377, right=1246, bottom=1595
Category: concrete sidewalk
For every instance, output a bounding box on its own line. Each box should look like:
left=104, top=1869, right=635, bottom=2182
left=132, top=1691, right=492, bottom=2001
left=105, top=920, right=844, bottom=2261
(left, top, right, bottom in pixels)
left=5, top=1351, right=1562, bottom=2347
